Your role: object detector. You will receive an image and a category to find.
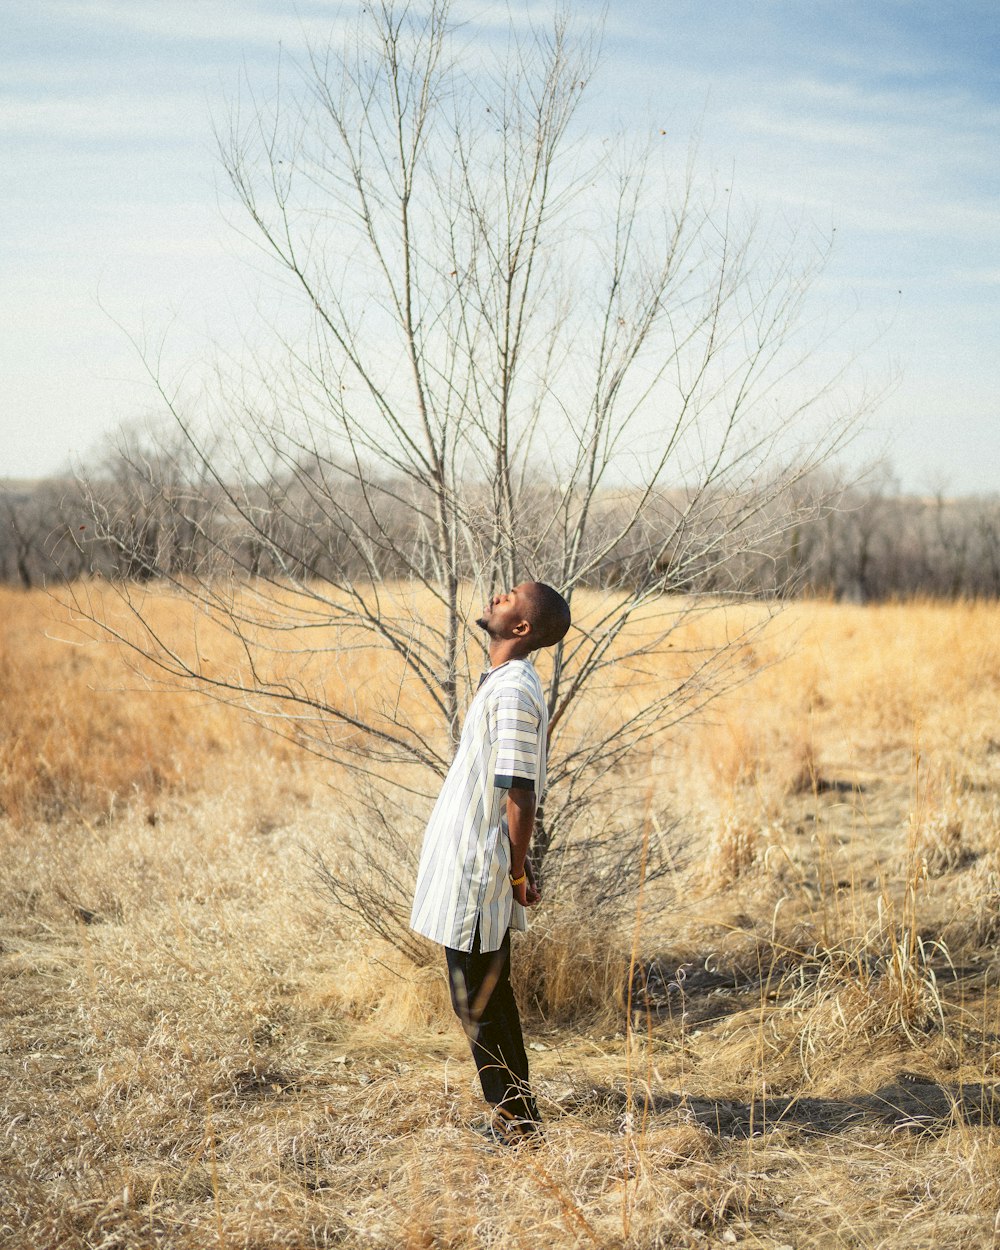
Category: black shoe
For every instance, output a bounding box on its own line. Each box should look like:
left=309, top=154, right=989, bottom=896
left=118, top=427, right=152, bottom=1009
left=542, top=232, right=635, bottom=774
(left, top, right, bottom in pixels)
left=468, top=1114, right=543, bottom=1150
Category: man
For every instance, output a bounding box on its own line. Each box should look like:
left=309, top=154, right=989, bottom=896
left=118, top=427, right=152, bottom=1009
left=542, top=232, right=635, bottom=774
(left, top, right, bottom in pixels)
left=410, top=581, right=571, bottom=1146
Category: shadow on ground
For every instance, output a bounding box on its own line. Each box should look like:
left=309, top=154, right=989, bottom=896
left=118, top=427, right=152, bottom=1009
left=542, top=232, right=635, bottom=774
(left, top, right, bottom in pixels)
left=564, top=1075, right=1000, bottom=1137
left=632, top=952, right=993, bottom=1029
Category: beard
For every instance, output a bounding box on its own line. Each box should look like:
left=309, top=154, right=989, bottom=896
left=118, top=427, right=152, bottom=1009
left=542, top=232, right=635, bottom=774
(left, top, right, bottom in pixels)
left=475, top=613, right=494, bottom=635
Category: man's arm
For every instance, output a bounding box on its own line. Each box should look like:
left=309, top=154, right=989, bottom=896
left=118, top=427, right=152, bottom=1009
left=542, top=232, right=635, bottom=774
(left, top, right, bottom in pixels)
left=507, top=785, right=541, bottom=907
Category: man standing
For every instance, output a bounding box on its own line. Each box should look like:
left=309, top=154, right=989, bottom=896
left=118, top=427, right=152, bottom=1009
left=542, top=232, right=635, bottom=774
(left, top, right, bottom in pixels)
left=410, top=581, right=571, bottom=1146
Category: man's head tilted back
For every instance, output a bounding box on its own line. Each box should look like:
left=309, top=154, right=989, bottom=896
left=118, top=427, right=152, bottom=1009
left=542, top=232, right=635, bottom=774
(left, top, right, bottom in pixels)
left=520, top=582, right=571, bottom=650
left=476, top=581, right=571, bottom=651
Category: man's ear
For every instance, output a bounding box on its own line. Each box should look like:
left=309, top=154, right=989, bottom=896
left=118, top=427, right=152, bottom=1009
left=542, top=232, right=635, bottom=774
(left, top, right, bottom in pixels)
left=512, top=618, right=531, bottom=637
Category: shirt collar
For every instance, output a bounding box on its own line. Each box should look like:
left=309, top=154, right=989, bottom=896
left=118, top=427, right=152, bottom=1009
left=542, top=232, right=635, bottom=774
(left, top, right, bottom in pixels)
left=476, top=657, right=530, bottom=689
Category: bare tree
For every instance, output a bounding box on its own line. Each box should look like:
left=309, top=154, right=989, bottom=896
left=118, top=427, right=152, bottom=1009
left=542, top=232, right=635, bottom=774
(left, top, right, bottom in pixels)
left=72, top=1, right=865, bottom=952
left=1, top=486, right=48, bottom=589
left=0, top=479, right=92, bottom=588
left=80, top=419, right=233, bottom=582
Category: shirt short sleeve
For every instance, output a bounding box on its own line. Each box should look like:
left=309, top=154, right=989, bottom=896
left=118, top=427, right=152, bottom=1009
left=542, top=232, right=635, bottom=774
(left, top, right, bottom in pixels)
left=491, top=681, right=541, bottom=790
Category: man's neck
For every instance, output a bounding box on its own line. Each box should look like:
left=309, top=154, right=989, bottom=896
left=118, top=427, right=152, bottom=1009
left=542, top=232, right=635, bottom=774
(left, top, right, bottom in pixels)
left=487, top=637, right=533, bottom=667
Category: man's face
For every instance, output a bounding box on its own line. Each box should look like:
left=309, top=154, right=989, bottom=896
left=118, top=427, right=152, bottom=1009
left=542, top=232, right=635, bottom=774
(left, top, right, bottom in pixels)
left=476, top=583, right=533, bottom=639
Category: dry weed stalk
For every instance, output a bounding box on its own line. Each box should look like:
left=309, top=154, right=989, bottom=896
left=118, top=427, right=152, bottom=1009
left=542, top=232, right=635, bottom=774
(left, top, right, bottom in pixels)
left=703, top=812, right=765, bottom=887
left=783, top=874, right=951, bottom=1081
left=952, top=851, right=1000, bottom=946
left=911, top=806, right=970, bottom=876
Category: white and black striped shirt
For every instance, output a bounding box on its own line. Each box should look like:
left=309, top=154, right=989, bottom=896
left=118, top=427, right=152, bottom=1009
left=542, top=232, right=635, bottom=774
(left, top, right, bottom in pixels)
left=410, top=658, right=548, bottom=953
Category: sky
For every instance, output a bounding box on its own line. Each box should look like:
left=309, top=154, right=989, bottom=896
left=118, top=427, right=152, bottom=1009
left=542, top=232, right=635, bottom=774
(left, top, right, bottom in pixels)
left=3, top=0, right=998, bottom=494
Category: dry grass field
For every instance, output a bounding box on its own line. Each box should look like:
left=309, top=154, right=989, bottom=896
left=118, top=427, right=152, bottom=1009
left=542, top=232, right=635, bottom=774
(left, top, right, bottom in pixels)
left=5, top=585, right=1000, bottom=1249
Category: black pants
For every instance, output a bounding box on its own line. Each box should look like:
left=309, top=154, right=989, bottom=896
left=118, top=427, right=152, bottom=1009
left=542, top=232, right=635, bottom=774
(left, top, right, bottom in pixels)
left=444, top=926, right=540, bottom=1125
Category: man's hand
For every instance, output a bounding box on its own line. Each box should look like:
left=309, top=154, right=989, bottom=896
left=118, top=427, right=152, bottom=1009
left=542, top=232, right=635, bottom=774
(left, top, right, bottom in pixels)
left=525, top=857, right=542, bottom=905
left=513, top=858, right=542, bottom=907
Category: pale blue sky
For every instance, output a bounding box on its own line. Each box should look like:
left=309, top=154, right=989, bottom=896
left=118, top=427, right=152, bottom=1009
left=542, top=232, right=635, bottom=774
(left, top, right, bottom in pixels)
left=3, top=1, right=998, bottom=491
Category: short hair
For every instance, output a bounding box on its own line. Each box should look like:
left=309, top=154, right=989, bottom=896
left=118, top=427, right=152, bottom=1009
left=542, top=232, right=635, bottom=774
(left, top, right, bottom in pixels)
left=523, top=582, right=571, bottom=650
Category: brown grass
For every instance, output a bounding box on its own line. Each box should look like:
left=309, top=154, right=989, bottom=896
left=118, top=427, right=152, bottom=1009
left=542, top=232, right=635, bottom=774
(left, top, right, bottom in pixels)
left=5, top=586, right=1000, bottom=1247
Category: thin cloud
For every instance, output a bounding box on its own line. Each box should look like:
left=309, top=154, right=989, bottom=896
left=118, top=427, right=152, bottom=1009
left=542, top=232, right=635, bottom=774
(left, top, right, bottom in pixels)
left=948, top=266, right=1000, bottom=288
left=0, top=93, right=198, bottom=140
left=22, top=0, right=345, bottom=47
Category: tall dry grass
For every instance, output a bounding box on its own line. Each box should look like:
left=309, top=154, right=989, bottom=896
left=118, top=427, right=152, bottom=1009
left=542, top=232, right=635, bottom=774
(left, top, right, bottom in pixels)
left=5, top=586, right=1000, bottom=1247
left=0, top=587, right=308, bottom=826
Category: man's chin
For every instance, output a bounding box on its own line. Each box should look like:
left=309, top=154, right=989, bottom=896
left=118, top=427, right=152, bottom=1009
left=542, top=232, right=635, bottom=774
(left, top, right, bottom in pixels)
left=475, top=615, right=489, bottom=631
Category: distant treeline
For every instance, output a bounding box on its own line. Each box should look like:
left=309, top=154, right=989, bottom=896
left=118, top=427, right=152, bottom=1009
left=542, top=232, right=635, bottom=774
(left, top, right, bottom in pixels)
left=3, top=467, right=1000, bottom=602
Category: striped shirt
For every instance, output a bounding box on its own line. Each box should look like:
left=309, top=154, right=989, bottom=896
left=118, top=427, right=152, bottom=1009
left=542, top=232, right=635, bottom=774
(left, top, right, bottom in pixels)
left=410, top=658, right=548, bottom=953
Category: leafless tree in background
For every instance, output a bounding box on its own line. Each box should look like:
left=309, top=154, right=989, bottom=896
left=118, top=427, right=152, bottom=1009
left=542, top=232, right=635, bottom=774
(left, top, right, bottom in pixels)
left=0, top=480, right=90, bottom=589
left=69, top=1, right=867, bottom=955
